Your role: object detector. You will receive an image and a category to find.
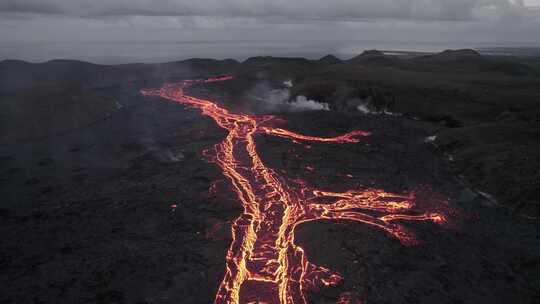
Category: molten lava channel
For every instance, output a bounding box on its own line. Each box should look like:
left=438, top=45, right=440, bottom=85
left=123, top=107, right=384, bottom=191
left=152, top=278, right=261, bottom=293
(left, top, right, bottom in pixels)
left=141, top=77, right=446, bottom=304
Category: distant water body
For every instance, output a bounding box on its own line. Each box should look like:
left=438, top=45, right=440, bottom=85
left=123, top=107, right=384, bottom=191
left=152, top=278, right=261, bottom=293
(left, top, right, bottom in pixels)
left=2, top=40, right=540, bottom=64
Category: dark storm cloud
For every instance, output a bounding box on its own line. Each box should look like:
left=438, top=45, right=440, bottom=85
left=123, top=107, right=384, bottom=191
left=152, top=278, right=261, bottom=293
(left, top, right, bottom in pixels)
left=0, top=0, right=531, bottom=21
left=0, top=0, right=63, bottom=14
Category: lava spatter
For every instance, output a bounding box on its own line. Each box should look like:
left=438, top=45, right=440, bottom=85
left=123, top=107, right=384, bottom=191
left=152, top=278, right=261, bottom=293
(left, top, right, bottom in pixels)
left=141, top=78, right=446, bottom=304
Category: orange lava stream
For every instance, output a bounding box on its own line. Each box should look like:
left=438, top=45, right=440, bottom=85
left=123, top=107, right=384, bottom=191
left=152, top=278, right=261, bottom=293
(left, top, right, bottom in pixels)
left=141, top=78, right=445, bottom=304
left=260, top=128, right=371, bottom=144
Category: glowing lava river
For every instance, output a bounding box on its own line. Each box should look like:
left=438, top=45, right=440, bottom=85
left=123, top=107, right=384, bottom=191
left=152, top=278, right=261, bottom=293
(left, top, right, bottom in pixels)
left=141, top=77, right=446, bottom=304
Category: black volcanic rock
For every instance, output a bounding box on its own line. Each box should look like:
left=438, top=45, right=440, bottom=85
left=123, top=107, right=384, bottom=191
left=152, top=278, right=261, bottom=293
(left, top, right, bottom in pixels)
left=0, top=57, right=243, bottom=143
left=404, top=48, right=537, bottom=76
left=0, top=59, right=109, bottom=92
left=0, top=82, right=119, bottom=143
left=420, top=49, right=484, bottom=62
left=487, top=60, right=536, bottom=76
left=0, top=58, right=241, bottom=93
left=359, top=50, right=385, bottom=57
left=317, top=55, right=341, bottom=65
left=439, top=48, right=482, bottom=57
left=349, top=50, right=398, bottom=66
left=243, top=56, right=312, bottom=66
left=437, top=122, right=540, bottom=215
left=349, top=50, right=385, bottom=61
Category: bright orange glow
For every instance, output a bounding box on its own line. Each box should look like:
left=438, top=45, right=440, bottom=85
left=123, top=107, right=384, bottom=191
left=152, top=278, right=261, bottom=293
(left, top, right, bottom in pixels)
left=141, top=78, right=446, bottom=304
left=261, top=127, right=371, bottom=143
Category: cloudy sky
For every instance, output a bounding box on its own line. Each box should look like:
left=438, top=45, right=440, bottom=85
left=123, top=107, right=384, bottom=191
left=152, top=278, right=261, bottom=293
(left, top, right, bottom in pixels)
left=1, top=0, right=539, bottom=62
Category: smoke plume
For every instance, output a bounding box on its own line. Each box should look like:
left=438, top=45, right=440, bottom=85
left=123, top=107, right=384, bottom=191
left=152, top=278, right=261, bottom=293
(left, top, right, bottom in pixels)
left=247, top=80, right=330, bottom=113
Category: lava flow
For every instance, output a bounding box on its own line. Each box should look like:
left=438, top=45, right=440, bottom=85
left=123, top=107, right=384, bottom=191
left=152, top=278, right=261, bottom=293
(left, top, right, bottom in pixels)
left=141, top=78, right=446, bottom=304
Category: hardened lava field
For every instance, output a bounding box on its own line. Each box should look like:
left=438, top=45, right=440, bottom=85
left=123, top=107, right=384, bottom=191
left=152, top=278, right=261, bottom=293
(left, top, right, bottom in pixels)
left=142, top=78, right=446, bottom=304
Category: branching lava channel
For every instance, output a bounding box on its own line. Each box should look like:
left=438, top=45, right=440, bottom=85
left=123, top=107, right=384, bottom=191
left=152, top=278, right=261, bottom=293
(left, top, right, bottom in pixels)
left=141, top=77, right=446, bottom=304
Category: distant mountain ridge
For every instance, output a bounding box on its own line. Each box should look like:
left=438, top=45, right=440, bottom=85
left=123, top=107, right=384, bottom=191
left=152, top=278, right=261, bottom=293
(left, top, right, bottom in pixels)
left=3, top=48, right=536, bottom=90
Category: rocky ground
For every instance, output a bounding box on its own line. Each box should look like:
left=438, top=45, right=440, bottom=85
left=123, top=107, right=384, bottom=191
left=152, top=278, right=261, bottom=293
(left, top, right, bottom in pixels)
left=1, top=51, right=539, bottom=303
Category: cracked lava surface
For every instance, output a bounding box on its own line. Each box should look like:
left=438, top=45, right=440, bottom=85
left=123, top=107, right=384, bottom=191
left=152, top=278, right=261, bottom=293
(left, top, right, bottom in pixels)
left=141, top=77, right=446, bottom=304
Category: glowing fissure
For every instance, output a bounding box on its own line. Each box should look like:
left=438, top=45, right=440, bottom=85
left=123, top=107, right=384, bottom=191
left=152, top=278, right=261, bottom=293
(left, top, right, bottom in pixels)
left=141, top=77, right=445, bottom=304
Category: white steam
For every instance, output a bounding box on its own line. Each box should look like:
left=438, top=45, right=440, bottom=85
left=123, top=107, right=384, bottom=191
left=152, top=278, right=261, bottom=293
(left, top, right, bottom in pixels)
left=248, top=80, right=330, bottom=113
left=290, top=95, right=330, bottom=111
left=283, top=80, right=293, bottom=88
left=354, top=100, right=400, bottom=116
left=356, top=104, right=373, bottom=114
left=345, top=94, right=400, bottom=116
left=425, top=135, right=437, bottom=143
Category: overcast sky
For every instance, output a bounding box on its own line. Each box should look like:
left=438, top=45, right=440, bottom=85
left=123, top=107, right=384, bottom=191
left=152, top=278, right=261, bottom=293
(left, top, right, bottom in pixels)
left=1, top=0, right=539, bottom=62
